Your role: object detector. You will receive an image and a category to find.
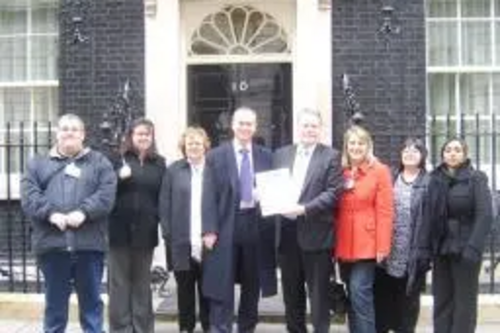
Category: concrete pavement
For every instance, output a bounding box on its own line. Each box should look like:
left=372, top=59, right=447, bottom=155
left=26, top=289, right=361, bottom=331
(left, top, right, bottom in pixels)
left=1, top=320, right=500, bottom=333
left=1, top=277, right=500, bottom=332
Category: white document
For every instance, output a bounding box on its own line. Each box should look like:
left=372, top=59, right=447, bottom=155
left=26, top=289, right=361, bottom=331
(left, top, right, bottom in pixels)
left=255, top=168, right=298, bottom=217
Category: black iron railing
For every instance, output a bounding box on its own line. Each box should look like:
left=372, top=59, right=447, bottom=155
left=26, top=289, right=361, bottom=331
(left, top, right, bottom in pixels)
left=0, top=118, right=498, bottom=293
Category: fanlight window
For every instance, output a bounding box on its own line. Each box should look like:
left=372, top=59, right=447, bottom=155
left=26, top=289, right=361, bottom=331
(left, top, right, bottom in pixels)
left=190, top=5, right=290, bottom=55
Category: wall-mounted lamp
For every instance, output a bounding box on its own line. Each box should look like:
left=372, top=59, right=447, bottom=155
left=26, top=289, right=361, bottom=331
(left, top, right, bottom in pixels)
left=71, top=16, right=88, bottom=44
left=378, top=2, right=400, bottom=44
left=145, top=0, right=158, bottom=18
left=68, top=0, right=89, bottom=44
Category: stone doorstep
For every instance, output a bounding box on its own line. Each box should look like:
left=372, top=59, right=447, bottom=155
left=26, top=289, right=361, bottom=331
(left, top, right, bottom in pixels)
left=1, top=294, right=500, bottom=325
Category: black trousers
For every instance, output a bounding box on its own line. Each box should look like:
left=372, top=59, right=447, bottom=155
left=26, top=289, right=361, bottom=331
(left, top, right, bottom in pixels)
left=210, top=209, right=260, bottom=333
left=374, top=267, right=421, bottom=333
left=433, top=255, right=481, bottom=333
left=174, top=258, right=210, bottom=332
left=279, top=239, right=332, bottom=333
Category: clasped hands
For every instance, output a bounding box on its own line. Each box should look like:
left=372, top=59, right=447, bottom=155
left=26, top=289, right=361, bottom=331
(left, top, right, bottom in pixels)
left=49, top=211, right=86, bottom=231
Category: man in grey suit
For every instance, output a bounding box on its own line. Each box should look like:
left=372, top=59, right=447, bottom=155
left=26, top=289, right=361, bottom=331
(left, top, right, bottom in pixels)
left=274, top=108, right=344, bottom=333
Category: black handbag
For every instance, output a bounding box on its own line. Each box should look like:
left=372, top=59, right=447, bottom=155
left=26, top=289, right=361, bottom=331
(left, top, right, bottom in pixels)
left=328, top=262, right=349, bottom=320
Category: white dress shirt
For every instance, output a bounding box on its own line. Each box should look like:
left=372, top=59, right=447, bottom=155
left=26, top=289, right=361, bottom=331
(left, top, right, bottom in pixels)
left=233, top=140, right=255, bottom=208
left=190, top=162, right=204, bottom=261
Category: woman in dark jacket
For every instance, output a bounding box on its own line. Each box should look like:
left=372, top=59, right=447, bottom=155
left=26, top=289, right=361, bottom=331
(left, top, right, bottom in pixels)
left=374, top=138, right=429, bottom=333
left=159, top=127, right=216, bottom=333
left=108, top=118, right=166, bottom=333
left=422, top=137, right=493, bottom=333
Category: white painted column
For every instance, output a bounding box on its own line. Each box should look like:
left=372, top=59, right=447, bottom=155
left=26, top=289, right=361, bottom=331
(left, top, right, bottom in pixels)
left=293, top=0, right=332, bottom=144
left=145, top=0, right=182, bottom=160
left=317, top=7, right=333, bottom=144
left=145, top=0, right=182, bottom=268
left=293, top=0, right=317, bottom=118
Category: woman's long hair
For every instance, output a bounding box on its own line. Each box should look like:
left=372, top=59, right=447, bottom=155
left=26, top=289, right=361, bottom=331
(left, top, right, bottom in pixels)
left=341, top=125, right=375, bottom=168
left=120, top=118, right=158, bottom=157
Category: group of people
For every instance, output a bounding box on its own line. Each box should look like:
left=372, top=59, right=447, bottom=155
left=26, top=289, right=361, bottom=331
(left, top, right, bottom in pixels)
left=20, top=108, right=494, bottom=333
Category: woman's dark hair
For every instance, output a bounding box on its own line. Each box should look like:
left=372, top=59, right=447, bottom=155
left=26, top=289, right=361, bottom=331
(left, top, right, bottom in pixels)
left=398, top=137, right=428, bottom=172
left=440, top=137, right=469, bottom=161
left=120, top=118, right=157, bottom=157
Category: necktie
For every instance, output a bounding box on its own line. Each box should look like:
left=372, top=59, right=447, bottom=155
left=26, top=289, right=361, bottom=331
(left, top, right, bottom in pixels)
left=239, top=148, right=253, bottom=202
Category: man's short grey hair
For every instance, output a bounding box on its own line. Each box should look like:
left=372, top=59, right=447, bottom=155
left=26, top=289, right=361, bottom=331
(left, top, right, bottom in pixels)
left=298, top=108, right=323, bottom=125
left=232, top=106, right=257, bottom=123
left=58, top=114, right=85, bottom=130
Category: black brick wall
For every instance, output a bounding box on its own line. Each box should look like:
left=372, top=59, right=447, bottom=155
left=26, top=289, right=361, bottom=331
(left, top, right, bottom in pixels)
left=331, top=0, right=426, bottom=166
left=59, top=0, right=145, bottom=148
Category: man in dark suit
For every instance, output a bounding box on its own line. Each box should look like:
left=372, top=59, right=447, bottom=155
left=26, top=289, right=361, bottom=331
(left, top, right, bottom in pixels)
left=202, top=107, right=277, bottom=333
left=274, top=108, right=344, bottom=333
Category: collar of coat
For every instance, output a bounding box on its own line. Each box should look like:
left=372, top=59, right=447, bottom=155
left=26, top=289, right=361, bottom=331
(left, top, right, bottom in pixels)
left=434, top=159, right=473, bottom=183
left=49, top=146, right=90, bottom=160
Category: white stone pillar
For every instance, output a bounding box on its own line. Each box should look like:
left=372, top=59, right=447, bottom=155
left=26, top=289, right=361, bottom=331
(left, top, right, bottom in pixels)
left=293, top=0, right=332, bottom=144
left=317, top=6, right=333, bottom=144
left=145, top=0, right=182, bottom=268
left=145, top=0, right=182, bottom=160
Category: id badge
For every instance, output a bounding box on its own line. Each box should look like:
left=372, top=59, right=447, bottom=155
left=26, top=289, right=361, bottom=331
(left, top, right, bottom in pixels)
left=64, top=163, right=81, bottom=179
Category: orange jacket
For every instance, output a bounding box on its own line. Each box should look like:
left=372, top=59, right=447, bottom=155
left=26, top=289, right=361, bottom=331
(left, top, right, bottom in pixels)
left=334, top=160, right=394, bottom=261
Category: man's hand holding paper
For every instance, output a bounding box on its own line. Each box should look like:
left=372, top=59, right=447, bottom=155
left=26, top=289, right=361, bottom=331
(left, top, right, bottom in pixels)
left=255, top=168, right=302, bottom=217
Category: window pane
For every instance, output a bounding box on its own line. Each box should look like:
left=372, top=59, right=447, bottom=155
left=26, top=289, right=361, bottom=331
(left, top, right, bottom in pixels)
left=463, top=120, right=492, bottom=164
left=0, top=37, right=27, bottom=81
left=32, top=5, right=58, bottom=33
left=427, top=0, right=457, bottom=17
left=460, top=74, right=490, bottom=115
left=496, top=0, right=500, bottom=16
left=428, top=22, right=458, bottom=66
left=0, top=8, right=27, bottom=34
left=462, top=0, right=491, bottom=17
left=496, top=22, right=500, bottom=64
left=31, top=36, right=58, bottom=80
left=1, top=131, right=30, bottom=174
left=493, top=74, right=500, bottom=115
left=33, top=87, right=58, bottom=123
left=2, top=88, right=30, bottom=123
left=429, top=74, right=456, bottom=116
left=461, top=22, right=491, bottom=65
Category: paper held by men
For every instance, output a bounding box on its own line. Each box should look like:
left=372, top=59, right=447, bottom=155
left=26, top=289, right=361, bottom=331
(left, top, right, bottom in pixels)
left=255, top=168, right=299, bottom=217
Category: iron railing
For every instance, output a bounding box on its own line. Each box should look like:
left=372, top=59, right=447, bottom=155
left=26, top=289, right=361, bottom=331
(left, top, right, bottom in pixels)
left=0, top=117, right=499, bottom=293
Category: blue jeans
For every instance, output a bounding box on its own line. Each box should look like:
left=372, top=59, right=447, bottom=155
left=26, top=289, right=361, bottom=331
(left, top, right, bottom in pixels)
left=38, top=250, right=104, bottom=333
left=340, top=260, right=376, bottom=333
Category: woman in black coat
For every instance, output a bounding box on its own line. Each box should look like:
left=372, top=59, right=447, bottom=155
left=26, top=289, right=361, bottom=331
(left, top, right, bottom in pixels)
left=108, top=118, right=166, bottom=333
left=421, top=137, right=493, bottom=333
left=374, top=138, right=429, bottom=333
left=159, top=127, right=216, bottom=333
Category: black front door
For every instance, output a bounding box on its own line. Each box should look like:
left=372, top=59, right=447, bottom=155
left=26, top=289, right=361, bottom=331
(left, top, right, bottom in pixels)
left=187, top=63, right=292, bottom=149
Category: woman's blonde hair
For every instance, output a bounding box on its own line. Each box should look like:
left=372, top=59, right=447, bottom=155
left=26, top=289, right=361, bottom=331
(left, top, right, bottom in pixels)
left=341, top=126, right=375, bottom=168
left=178, top=126, right=211, bottom=157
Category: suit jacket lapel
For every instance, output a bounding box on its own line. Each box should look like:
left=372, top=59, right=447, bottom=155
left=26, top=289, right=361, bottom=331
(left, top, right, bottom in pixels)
left=225, top=143, right=239, bottom=193
left=300, top=145, right=321, bottom=199
left=253, top=145, right=265, bottom=173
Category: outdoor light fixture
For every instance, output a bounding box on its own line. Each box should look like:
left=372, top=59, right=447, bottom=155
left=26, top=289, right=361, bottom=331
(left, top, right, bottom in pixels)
left=378, top=1, right=400, bottom=43
left=69, top=0, right=89, bottom=44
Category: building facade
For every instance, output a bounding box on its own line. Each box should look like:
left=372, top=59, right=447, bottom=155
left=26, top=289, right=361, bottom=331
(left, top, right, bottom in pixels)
left=0, top=1, right=499, bottom=286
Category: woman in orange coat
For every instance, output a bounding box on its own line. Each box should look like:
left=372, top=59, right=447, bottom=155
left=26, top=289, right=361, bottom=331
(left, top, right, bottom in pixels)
left=335, top=126, right=394, bottom=333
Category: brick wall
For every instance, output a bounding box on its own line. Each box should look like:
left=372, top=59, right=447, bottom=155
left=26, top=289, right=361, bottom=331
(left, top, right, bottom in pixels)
left=331, top=0, right=426, bottom=165
left=59, top=0, right=145, bottom=148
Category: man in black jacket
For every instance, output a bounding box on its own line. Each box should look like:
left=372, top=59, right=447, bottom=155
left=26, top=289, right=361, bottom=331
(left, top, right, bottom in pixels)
left=274, top=108, right=343, bottom=333
left=22, top=114, right=117, bottom=333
